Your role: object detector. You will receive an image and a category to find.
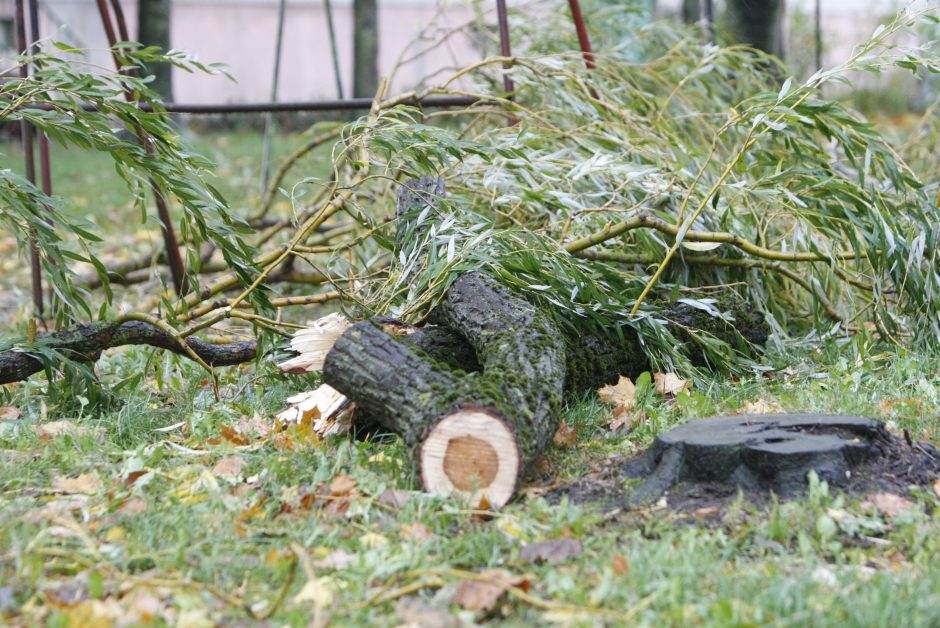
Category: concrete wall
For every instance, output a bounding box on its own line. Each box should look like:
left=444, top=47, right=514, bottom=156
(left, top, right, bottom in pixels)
left=0, top=0, right=931, bottom=103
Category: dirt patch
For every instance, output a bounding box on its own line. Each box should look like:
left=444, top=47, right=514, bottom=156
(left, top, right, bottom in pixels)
left=549, top=414, right=940, bottom=515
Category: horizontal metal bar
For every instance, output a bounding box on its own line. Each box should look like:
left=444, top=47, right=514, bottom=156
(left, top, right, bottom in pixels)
left=27, top=95, right=481, bottom=114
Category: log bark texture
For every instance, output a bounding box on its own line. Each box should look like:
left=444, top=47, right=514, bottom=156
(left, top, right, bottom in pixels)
left=0, top=321, right=256, bottom=384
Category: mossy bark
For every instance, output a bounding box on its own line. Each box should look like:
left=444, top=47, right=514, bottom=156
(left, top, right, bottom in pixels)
left=324, top=271, right=566, bottom=475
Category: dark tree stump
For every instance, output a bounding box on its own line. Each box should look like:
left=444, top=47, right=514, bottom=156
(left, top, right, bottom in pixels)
left=623, top=414, right=894, bottom=505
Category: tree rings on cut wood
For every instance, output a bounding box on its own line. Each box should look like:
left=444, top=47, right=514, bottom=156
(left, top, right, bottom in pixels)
left=419, top=408, right=521, bottom=507
left=622, top=414, right=894, bottom=506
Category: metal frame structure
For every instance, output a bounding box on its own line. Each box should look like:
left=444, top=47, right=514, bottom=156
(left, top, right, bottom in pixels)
left=13, top=0, right=615, bottom=312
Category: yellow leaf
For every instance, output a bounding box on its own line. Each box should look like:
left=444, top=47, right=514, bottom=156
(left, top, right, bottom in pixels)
left=653, top=372, right=690, bottom=396
left=292, top=577, right=334, bottom=608
left=52, top=472, right=101, bottom=495
left=360, top=532, right=388, bottom=548
left=597, top=375, right=636, bottom=412
left=741, top=398, right=783, bottom=414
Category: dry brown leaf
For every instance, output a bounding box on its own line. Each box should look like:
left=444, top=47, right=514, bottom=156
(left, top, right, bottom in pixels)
left=608, top=406, right=642, bottom=434
left=211, top=456, right=245, bottom=481
left=552, top=420, right=578, bottom=446
left=863, top=493, right=915, bottom=518
left=313, top=549, right=355, bottom=570
left=52, top=472, right=101, bottom=495
left=693, top=506, right=720, bottom=518
left=741, top=398, right=783, bottom=414
left=653, top=372, right=690, bottom=396
left=117, top=497, right=148, bottom=516
left=35, top=421, right=105, bottom=442
left=378, top=488, right=411, bottom=509
left=611, top=554, right=629, bottom=575
left=329, top=475, right=357, bottom=497
left=236, top=413, right=271, bottom=439
left=452, top=570, right=529, bottom=612
left=597, top=376, right=636, bottom=411
left=0, top=405, right=21, bottom=421
left=395, top=598, right=458, bottom=628
left=932, top=479, right=940, bottom=501
left=219, top=424, right=250, bottom=446
left=519, top=538, right=583, bottom=564
left=400, top=522, right=433, bottom=542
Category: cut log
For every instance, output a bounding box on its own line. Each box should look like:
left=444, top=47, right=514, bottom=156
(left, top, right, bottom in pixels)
left=324, top=271, right=566, bottom=507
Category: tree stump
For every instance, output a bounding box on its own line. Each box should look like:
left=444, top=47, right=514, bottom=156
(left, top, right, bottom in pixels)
left=622, top=413, right=895, bottom=505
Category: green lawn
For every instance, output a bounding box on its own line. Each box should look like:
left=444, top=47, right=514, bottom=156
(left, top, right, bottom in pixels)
left=1, top=343, right=938, bottom=625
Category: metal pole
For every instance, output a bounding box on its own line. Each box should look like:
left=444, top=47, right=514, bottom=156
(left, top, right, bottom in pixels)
left=495, top=0, right=514, bottom=95
left=261, top=0, right=288, bottom=192
left=28, top=0, right=52, bottom=201
left=566, top=0, right=595, bottom=69
left=703, top=0, right=714, bottom=41
left=95, top=0, right=188, bottom=294
left=14, top=0, right=43, bottom=314
left=323, top=0, right=345, bottom=98
left=814, top=0, right=822, bottom=70
left=36, top=95, right=482, bottom=114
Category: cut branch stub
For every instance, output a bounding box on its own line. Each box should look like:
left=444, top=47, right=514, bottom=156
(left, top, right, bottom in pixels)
left=323, top=271, right=565, bottom=508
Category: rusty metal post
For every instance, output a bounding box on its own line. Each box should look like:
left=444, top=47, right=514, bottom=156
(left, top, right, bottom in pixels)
left=95, top=0, right=189, bottom=295
left=14, top=0, right=43, bottom=314
left=494, top=0, right=514, bottom=95
left=566, top=0, right=595, bottom=69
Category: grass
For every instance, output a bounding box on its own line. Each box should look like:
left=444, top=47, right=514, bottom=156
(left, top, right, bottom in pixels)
left=1, top=341, right=939, bottom=625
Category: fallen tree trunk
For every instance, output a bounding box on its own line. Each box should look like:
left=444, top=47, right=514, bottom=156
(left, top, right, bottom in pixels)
left=324, top=271, right=566, bottom=507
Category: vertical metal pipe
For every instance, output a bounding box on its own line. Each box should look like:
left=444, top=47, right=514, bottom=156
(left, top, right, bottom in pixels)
left=703, top=0, right=714, bottom=41
left=28, top=0, right=52, bottom=199
left=95, top=0, right=188, bottom=294
left=108, top=0, right=131, bottom=41
left=15, top=0, right=43, bottom=314
left=261, top=0, right=288, bottom=192
left=495, top=0, right=514, bottom=95
left=814, top=0, right=822, bottom=70
left=566, top=0, right=595, bottom=69
left=323, top=0, right=345, bottom=99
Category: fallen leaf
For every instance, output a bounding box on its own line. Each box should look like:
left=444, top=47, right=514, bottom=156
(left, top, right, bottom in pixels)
left=313, top=549, right=355, bottom=570
left=597, top=376, right=636, bottom=411
left=611, top=554, right=629, bottom=575
left=219, top=424, right=250, bottom=446
left=359, top=532, right=388, bottom=548
left=378, top=488, right=411, bottom=509
left=52, top=472, right=101, bottom=495
left=236, top=413, right=271, bottom=439
left=519, top=538, right=583, bottom=564
left=863, top=493, right=915, bottom=518
left=693, top=506, right=720, bottom=518
left=552, top=420, right=578, bottom=446
left=395, top=598, right=458, bottom=628
left=117, top=497, right=147, bottom=516
left=35, top=421, right=105, bottom=442
left=211, top=456, right=245, bottom=481
left=0, top=405, right=21, bottom=421
left=452, top=570, right=529, bottom=612
left=329, top=475, right=357, bottom=496
left=608, top=406, right=642, bottom=434
left=932, top=479, right=940, bottom=500
left=741, top=398, right=783, bottom=414
left=400, top=522, right=433, bottom=542
left=653, top=372, right=690, bottom=396
left=292, top=577, right=334, bottom=607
